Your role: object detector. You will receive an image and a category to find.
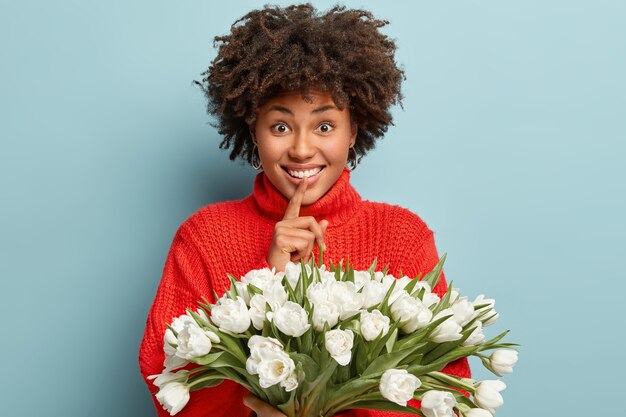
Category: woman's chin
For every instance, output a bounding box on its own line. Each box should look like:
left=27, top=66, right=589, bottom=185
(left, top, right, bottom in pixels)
left=300, top=193, right=322, bottom=206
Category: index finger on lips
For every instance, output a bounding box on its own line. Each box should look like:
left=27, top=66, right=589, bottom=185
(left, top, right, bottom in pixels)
left=283, top=177, right=308, bottom=220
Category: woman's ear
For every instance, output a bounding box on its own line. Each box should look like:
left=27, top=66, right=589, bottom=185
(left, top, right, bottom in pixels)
left=350, top=122, right=358, bottom=147
left=249, top=125, right=257, bottom=145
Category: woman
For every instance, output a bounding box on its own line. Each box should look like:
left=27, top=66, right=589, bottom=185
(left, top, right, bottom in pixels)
left=139, top=4, right=470, bottom=417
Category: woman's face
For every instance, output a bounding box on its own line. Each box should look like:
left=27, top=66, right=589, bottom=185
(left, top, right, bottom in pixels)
left=253, top=89, right=357, bottom=206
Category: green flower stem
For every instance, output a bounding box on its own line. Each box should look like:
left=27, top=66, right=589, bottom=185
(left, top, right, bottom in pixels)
left=216, top=367, right=256, bottom=393
left=188, top=364, right=217, bottom=376
left=428, top=371, right=476, bottom=394
left=188, top=374, right=223, bottom=389
left=408, top=344, right=480, bottom=377
left=455, top=403, right=472, bottom=414
left=417, top=381, right=462, bottom=392
left=215, top=341, right=247, bottom=365
left=322, top=381, right=378, bottom=415
left=300, top=361, right=338, bottom=417
left=325, top=391, right=385, bottom=416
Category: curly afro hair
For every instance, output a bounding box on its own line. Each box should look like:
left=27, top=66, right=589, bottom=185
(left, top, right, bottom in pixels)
left=194, top=3, right=405, bottom=165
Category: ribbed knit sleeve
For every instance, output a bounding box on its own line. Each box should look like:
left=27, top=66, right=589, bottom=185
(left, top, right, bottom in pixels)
left=138, top=223, right=249, bottom=417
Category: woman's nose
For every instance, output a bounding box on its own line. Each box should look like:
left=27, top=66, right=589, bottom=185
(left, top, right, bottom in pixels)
left=288, top=131, right=316, bottom=160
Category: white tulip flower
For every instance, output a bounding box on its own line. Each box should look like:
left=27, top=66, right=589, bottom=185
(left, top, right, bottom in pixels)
left=284, top=261, right=310, bottom=289
left=462, top=322, right=485, bottom=347
left=306, top=280, right=332, bottom=305
left=256, top=349, right=296, bottom=389
left=246, top=336, right=295, bottom=389
left=381, top=275, right=411, bottom=304
left=450, top=298, right=477, bottom=327
left=247, top=282, right=287, bottom=331
left=312, top=300, right=340, bottom=331
left=489, top=350, right=518, bottom=375
left=449, top=288, right=461, bottom=304
left=360, top=309, right=390, bottom=341
left=193, top=308, right=211, bottom=325
left=429, top=309, right=463, bottom=343
left=396, top=276, right=412, bottom=290
left=329, top=281, right=364, bottom=319
left=412, top=280, right=432, bottom=294
left=155, top=381, right=190, bottom=415
left=149, top=369, right=189, bottom=389
left=473, top=295, right=499, bottom=326
left=248, top=335, right=283, bottom=351
left=262, top=280, right=288, bottom=308
left=149, top=370, right=190, bottom=416
left=325, top=329, right=354, bottom=365
left=372, top=271, right=385, bottom=282
left=241, top=267, right=278, bottom=291
left=420, top=291, right=441, bottom=308
left=475, top=380, right=506, bottom=414
left=379, top=369, right=421, bottom=406
left=163, top=313, right=196, bottom=370
left=353, top=270, right=372, bottom=290
left=234, top=281, right=251, bottom=305
left=273, top=301, right=311, bottom=337
left=465, top=408, right=493, bottom=417
left=163, top=335, right=189, bottom=371
left=281, top=373, right=299, bottom=392
left=246, top=336, right=284, bottom=375
left=320, top=270, right=337, bottom=283
left=175, top=319, right=219, bottom=360
left=248, top=294, right=268, bottom=331
left=420, top=390, right=457, bottom=417
left=390, top=293, right=433, bottom=333
left=361, top=280, right=388, bottom=308
left=211, top=296, right=251, bottom=333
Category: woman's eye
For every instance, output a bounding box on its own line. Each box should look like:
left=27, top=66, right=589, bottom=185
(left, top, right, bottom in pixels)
left=271, top=123, right=290, bottom=134
left=317, top=123, right=335, bottom=133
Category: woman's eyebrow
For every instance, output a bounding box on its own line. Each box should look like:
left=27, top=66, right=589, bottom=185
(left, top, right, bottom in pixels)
left=265, top=104, right=338, bottom=115
left=266, top=105, right=293, bottom=115
left=311, top=105, right=337, bottom=114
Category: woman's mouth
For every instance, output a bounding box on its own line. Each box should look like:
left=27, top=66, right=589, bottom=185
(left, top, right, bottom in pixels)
left=285, top=167, right=323, bottom=179
left=281, top=166, right=325, bottom=185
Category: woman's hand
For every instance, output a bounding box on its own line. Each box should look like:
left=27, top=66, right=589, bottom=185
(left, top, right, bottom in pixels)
left=243, top=394, right=287, bottom=417
left=267, top=177, right=329, bottom=272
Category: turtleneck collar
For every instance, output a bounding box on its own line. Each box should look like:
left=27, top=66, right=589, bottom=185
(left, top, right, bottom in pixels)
left=245, top=167, right=362, bottom=225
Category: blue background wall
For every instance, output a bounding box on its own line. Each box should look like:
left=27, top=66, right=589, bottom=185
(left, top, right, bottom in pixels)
left=1, top=1, right=624, bottom=416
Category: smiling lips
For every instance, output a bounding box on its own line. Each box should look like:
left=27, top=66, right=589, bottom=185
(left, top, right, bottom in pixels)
left=283, top=166, right=324, bottom=179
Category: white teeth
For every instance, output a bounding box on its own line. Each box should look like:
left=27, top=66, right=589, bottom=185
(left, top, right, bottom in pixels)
left=286, top=167, right=322, bottom=178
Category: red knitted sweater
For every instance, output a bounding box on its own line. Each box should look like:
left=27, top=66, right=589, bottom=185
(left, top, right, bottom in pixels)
left=138, top=167, right=471, bottom=417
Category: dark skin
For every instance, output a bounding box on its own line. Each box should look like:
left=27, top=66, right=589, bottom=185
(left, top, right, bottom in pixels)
left=243, top=393, right=286, bottom=417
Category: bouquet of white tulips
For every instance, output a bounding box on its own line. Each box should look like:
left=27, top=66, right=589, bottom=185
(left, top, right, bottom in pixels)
left=150, top=254, right=519, bottom=417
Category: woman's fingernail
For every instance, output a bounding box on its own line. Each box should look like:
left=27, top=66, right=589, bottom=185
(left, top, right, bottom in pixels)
left=323, top=243, right=327, bottom=251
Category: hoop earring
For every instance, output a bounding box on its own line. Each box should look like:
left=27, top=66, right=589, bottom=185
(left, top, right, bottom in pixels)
left=251, top=144, right=262, bottom=170
left=346, top=147, right=359, bottom=171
